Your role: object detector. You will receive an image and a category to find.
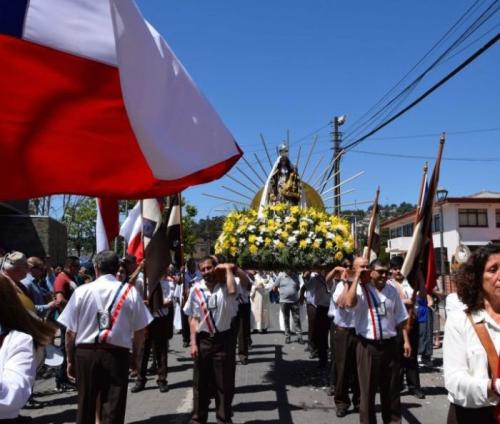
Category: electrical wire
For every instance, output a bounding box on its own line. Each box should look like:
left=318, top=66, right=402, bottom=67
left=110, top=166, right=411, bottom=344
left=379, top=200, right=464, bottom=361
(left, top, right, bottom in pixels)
left=350, top=149, right=500, bottom=162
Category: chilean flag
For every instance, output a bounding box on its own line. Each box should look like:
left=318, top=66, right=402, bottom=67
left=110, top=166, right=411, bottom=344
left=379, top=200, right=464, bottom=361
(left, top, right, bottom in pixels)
left=0, top=0, right=242, bottom=200
left=96, top=198, right=119, bottom=252
left=119, top=199, right=162, bottom=262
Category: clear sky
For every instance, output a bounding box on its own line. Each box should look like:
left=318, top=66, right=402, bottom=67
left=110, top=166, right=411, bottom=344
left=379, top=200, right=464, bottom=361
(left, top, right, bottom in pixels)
left=136, top=0, right=500, bottom=217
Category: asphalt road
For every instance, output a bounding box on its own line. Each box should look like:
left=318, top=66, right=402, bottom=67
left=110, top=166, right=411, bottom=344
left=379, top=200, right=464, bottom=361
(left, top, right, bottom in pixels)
left=23, top=304, right=448, bottom=423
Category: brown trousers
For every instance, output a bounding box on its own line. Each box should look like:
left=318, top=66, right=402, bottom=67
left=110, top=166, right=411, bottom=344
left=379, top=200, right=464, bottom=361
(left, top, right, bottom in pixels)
left=356, top=337, right=401, bottom=424
left=191, top=330, right=234, bottom=424
left=75, top=345, right=129, bottom=424
left=334, top=326, right=360, bottom=410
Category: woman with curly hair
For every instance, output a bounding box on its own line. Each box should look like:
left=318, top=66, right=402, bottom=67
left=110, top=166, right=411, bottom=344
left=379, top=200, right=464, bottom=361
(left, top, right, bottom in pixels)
left=444, top=244, right=500, bottom=423
left=0, top=275, right=56, bottom=421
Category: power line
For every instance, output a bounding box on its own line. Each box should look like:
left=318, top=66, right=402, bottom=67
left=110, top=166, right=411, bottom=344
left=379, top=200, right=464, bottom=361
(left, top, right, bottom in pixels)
left=351, top=149, right=500, bottom=162
left=342, top=33, right=500, bottom=151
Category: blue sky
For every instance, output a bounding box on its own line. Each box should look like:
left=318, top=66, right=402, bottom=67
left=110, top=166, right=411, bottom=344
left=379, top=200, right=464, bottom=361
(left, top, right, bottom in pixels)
left=137, top=0, right=500, bottom=218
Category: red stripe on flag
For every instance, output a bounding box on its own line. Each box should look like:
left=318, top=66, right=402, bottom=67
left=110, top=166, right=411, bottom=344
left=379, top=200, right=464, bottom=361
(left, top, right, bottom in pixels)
left=127, top=233, right=144, bottom=262
left=97, top=198, right=119, bottom=245
left=0, top=35, right=241, bottom=200
left=425, top=238, right=437, bottom=293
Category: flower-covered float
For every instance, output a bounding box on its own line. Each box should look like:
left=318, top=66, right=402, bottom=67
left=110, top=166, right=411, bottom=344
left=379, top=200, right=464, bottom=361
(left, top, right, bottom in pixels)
left=215, top=144, right=354, bottom=270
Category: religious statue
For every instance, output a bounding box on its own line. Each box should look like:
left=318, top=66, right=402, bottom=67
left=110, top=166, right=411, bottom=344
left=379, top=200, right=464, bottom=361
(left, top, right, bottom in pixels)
left=268, top=144, right=301, bottom=206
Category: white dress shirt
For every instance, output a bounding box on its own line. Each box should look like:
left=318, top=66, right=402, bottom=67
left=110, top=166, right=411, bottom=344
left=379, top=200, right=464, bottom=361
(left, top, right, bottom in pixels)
left=445, top=293, right=467, bottom=313
left=0, top=331, right=36, bottom=419
left=304, top=274, right=332, bottom=308
left=58, top=274, right=153, bottom=350
left=183, top=279, right=238, bottom=334
left=444, top=309, right=500, bottom=408
left=331, top=281, right=355, bottom=328
left=352, top=282, right=408, bottom=340
left=153, top=279, right=173, bottom=318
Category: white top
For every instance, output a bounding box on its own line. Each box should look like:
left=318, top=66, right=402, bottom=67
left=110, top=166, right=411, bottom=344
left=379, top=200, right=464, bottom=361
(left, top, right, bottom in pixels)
left=183, top=279, right=238, bottom=334
left=153, top=279, right=173, bottom=318
left=304, top=274, right=332, bottom=308
left=58, top=274, right=153, bottom=349
left=444, top=309, right=500, bottom=408
left=331, top=282, right=355, bottom=328
left=445, top=293, right=467, bottom=313
left=352, top=282, right=408, bottom=340
left=388, top=278, right=414, bottom=300
left=0, top=331, right=37, bottom=419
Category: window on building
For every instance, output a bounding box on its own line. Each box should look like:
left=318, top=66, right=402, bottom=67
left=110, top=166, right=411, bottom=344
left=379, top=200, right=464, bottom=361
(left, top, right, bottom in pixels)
left=402, top=223, right=414, bottom=236
left=496, top=209, right=500, bottom=228
left=458, top=208, right=488, bottom=227
left=390, top=226, right=404, bottom=238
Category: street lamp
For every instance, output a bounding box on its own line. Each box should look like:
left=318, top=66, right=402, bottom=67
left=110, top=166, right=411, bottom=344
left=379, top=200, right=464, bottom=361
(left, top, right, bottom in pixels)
left=436, top=186, right=448, bottom=291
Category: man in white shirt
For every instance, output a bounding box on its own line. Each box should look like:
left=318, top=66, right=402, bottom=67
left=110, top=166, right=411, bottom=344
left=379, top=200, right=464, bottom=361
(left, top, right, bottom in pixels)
left=131, top=269, right=175, bottom=394
left=183, top=256, right=238, bottom=424
left=329, top=258, right=363, bottom=417
left=345, top=258, right=411, bottom=424
left=181, top=258, right=202, bottom=348
left=58, top=250, right=153, bottom=424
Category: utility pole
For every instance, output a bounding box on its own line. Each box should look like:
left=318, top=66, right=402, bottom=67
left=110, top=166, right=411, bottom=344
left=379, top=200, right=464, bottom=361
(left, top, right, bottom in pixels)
left=332, top=115, right=346, bottom=215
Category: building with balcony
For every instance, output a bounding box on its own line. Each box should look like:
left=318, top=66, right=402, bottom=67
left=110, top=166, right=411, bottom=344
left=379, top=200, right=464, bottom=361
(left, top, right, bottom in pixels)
left=382, top=191, right=500, bottom=271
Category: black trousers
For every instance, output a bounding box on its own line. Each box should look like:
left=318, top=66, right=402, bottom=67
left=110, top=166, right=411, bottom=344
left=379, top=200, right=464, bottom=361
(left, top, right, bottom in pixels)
left=191, top=330, right=234, bottom=424
left=313, top=306, right=330, bottom=365
left=280, top=302, right=302, bottom=336
left=357, top=337, right=401, bottom=424
left=75, top=345, right=129, bottom=424
left=400, top=323, right=420, bottom=390
left=306, top=303, right=317, bottom=352
left=447, top=403, right=496, bottom=423
left=334, top=326, right=360, bottom=410
left=329, top=321, right=337, bottom=387
left=137, top=316, right=170, bottom=384
left=182, top=309, right=191, bottom=344
left=237, top=303, right=251, bottom=360
left=56, top=325, right=69, bottom=386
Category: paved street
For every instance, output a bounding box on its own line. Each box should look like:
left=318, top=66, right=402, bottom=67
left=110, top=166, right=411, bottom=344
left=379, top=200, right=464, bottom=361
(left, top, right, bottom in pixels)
left=24, top=305, right=448, bottom=423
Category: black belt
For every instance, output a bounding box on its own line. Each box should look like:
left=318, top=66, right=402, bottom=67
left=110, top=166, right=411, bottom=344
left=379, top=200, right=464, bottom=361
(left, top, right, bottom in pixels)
left=77, top=343, right=129, bottom=353
left=336, top=325, right=356, bottom=333
left=198, top=329, right=232, bottom=339
left=358, top=336, right=396, bottom=345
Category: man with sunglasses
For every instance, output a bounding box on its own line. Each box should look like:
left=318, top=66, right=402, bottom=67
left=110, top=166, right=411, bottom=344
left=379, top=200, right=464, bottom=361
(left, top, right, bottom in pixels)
left=344, top=259, right=411, bottom=424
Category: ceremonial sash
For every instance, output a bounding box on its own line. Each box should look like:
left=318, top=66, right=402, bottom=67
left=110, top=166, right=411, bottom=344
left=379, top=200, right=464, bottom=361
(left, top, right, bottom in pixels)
left=194, top=286, right=217, bottom=335
left=362, top=284, right=383, bottom=340
left=94, top=282, right=133, bottom=344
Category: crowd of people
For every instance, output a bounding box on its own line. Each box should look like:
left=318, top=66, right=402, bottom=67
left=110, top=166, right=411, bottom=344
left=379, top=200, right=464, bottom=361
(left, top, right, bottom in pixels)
left=0, top=245, right=499, bottom=423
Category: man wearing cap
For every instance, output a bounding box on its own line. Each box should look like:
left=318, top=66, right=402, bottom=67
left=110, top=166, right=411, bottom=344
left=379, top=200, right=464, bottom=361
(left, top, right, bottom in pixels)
left=344, top=259, right=411, bottom=424
left=183, top=256, right=238, bottom=424
left=58, top=250, right=152, bottom=424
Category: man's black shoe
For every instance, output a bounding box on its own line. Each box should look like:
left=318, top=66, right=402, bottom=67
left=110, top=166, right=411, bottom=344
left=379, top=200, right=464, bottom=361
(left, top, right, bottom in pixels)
left=182, top=340, right=190, bottom=348
left=285, top=336, right=291, bottom=344
left=336, top=408, right=347, bottom=418
left=305, top=345, right=311, bottom=352
left=297, top=337, right=305, bottom=345
left=240, top=357, right=249, bottom=365
left=131, top=381, right=146, bottom=393
left=326, top=386, right=335, bottom=396
left=158, top=382, right=169, bottom=393
left=410, top=388, right=425, bottom=399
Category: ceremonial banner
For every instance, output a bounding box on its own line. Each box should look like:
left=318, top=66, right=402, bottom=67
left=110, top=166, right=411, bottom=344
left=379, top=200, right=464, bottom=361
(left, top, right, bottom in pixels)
left=401, top=137, right=445, bottom=292
left=364, top=187, right=380, bottom=262
left=95, top=198, right=119, bottom=252
left=0, top=0, right=241, bottom=200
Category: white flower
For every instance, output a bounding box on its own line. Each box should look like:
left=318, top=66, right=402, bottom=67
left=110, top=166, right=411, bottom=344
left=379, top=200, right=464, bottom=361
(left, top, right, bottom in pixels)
left=326, top=232, right=335, bottom=240
left=292, top=230, right=300, bottom=235
left=315, top=238, right=323, bottom=244
left=273, top=239, right=282, bottom=246
left=239, top=237, right=246, bottom=245
left=287, top=236, right=297, bottom=246
left=256, top=236, right=264, bottom=245
left=248, top=225, right=256, bottom=232
left=305, top=237, right=312, bottom=244
left=276, top=229, right=283, bottom=235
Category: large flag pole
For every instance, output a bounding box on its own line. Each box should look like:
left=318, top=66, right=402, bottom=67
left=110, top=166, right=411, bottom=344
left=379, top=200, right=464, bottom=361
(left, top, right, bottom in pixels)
left=364, top=186, right=380, bottom=262
left=140, top=199, right=148, bottom=299
left=177, top=192, right=188, bottom=304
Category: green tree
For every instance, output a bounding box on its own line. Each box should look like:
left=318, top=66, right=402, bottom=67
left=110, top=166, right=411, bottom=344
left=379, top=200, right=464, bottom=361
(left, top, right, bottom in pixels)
left=61, top=196, right=97, bottom=257
left=182, top=202, right=198, bottom=257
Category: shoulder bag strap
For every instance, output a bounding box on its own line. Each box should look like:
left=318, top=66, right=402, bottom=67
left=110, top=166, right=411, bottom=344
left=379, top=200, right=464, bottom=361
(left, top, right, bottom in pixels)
left=466, top=313, right=498, bottom=378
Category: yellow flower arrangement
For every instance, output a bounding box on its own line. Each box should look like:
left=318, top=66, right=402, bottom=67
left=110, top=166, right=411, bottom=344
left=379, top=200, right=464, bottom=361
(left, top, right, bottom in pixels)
left=215, top=203, right=354, bottom=270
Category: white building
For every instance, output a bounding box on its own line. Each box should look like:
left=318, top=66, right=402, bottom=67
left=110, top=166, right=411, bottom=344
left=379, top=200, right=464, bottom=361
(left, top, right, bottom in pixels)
left=382, top=191, right=500, bottom=270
